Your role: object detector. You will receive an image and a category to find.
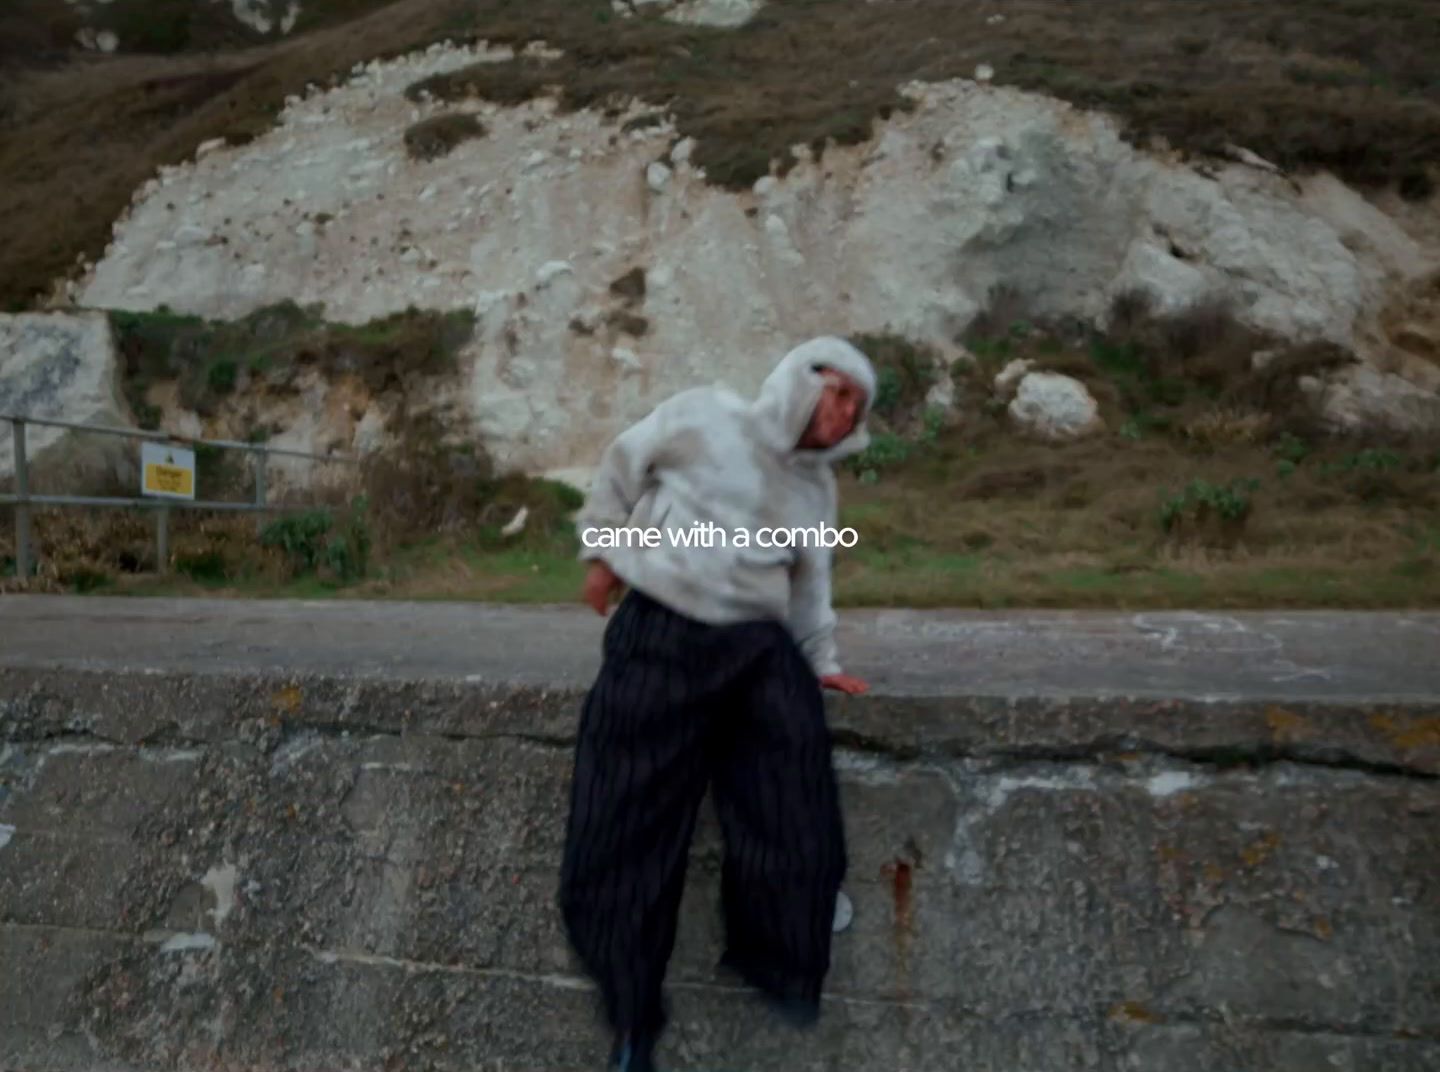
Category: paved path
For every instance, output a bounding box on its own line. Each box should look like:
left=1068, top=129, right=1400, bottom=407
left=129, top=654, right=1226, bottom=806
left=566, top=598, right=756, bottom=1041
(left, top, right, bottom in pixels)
left=2, top=595, right=1437, bottom=701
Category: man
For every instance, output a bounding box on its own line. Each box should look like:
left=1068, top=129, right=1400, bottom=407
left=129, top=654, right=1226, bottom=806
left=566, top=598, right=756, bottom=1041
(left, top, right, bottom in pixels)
left=558, top=336, right=875, bottom=1071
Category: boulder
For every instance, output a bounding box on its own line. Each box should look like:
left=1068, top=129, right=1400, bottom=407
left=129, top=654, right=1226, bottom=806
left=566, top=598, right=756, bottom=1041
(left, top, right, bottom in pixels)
left=1007, top=372, right=1104, bottom=441
left=1305, top=366, right=1440, bottom=436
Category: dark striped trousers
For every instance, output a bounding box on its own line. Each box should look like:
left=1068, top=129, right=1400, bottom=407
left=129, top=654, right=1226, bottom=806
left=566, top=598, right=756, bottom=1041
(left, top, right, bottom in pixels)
left=558, top=588, right=848, bottom=1039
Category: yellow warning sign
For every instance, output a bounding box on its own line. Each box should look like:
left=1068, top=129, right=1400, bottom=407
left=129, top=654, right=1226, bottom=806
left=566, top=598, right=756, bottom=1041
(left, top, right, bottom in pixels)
left=144, top=463, right=194, bottom=497
left=140, top=442, right=196, bottom=500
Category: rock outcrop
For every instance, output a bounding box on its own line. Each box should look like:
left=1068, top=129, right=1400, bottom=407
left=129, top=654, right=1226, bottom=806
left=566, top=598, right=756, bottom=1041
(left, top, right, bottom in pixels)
left=0, top=312, right=136, bottom=489
left=1305, top=365, right=1440, bottom=436
left=60, top=42, right=1440, bottom=471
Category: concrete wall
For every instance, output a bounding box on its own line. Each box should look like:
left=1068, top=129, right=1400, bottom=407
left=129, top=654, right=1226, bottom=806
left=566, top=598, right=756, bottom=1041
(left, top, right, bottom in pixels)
left=2, top=668, right=1438, bottom=1071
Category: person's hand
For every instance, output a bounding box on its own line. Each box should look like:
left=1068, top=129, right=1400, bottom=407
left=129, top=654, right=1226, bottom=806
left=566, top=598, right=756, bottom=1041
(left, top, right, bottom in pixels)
left=820, top=673, right=869, bottom=695
left=581, top=560, right=624, bottom=616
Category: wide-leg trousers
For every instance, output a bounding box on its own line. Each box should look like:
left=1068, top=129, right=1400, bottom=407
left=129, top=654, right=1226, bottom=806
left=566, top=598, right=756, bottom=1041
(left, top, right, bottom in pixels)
left=557, top=588, right=848, bottom=1037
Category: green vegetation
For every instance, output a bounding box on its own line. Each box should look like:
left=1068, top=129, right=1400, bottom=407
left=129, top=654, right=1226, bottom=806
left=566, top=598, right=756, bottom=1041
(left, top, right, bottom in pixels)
left=1159, top=478, right=1261, bottom=546
left=260, top=498, right=371, bottom=582
left=1326, top=449, right=1404, bottom=474
left=111, top=302, right=475, bottom=420
left=850, top=333, right=942, bottom=420
left=845, top=333, right=947, bottom=483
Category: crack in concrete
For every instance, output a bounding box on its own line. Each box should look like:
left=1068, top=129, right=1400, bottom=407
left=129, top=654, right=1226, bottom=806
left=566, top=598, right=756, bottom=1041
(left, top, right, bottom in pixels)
left=11, top=720, right=1428, bottom=789
left=11, top=722, right=1434, bottom=784
left=4, top=724, right=576, bottom=755
left=829, top=729, right=1434, bottom=789
left=270, top=720, right=577, bottom=752
left=7, top=661, right=1439, bottom=787
left=1138, top=1008, right=1440, bottom=1043
left=301, top=945, right=937, bottom=1011
left=830, top=727, right=1439, bottom=783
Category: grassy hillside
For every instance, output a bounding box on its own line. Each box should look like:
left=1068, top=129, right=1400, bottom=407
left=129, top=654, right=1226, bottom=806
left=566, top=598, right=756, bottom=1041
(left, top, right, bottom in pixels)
left=2, top=0, right=1438, bottom=311
left=7, top=293, right=1437, bottom=607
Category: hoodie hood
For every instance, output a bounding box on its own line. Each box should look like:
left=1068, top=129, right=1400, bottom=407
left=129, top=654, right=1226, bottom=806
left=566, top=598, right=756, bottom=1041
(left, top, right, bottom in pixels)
left=750, top=336, right=877, bottom=464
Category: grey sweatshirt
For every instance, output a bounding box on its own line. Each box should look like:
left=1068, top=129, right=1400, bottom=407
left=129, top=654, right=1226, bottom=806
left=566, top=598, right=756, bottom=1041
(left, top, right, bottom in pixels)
left=575, top=336, right=876, bottom=678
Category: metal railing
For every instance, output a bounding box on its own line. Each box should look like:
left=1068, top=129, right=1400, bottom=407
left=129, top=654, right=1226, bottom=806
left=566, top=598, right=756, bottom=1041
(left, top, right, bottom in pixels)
left=1, top=413, right=360, bottom=579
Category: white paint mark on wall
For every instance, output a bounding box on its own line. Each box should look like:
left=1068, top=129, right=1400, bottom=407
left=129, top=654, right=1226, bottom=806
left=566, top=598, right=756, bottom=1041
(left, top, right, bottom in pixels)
left=981, top=769, right=1099, bottom=812
left=202, top=862, right=239, bottom=926
left=1146, top=770, right=1203, bottom=797
left=159, top=931, right=218, bottom=953
left=1132, top=614, right=1181, bottom=652
left=1133, top=613, right=1285, bottom=657
left=269, top=732, right=323, bottom=774
left=1270, top=660, right=1334, bottom=683
left=832, top=750, right=902, bottom=785
left=141, top=749, right=205, bottom=764
left=47, top=742, right=117, bottom=757
left=937, top=765, right=1103, bottom=887
left=0, top=824, right=14, bottom=852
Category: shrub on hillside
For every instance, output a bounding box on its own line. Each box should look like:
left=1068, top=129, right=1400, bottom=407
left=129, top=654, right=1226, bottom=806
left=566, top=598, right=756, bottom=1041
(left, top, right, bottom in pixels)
left=404, top=112, right=487, bottom=161
left=1159, top=477, right=1260, bottom=546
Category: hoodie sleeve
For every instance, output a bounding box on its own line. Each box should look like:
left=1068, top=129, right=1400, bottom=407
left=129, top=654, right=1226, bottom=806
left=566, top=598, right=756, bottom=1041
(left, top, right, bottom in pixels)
left=788, top=481, right=843, bottom=678
left=789, top=547, right=842, bottom=678
left=575, top=394, right=683, bottom=560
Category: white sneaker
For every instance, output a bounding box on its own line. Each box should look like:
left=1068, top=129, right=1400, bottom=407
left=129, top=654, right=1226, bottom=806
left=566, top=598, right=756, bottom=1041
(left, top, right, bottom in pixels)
left=832, top=889, right=853, bottom=933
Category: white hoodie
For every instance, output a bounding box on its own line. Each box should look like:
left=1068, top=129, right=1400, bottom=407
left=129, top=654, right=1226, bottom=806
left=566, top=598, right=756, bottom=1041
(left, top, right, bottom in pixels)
left=575, top=336, right=877, bottom=677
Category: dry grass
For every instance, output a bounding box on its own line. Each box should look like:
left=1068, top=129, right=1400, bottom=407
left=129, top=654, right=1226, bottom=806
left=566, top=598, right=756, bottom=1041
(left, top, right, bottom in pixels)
left=14, top=421, right=1435, bottom=606
left=1181, top=407, right=1273, bottom=448
left=0, top=424, right=585, bottom=593
left=831, top=430, right=1440, bottom=609
left=4, top=0, right=1439, bottom=309
left=0, top=508, right=282, bottom=593
left=14, top=426, right=1434, bottom=607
